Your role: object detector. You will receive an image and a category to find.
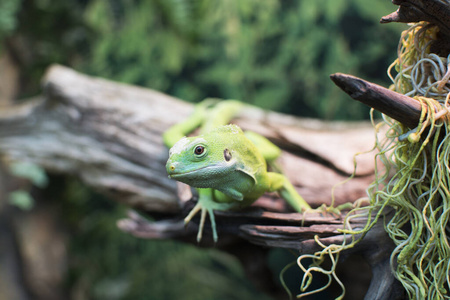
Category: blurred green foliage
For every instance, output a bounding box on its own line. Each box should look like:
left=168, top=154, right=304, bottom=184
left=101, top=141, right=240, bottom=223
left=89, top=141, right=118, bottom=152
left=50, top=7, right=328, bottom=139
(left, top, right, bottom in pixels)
left=59, top=179, right=273, bottom=300
left=4, top=0, right=404, bottom=119
left=9, top=161, right=49, bottom=188
left=8, top=190, right=34, bottom=210
left=0, top=0, right=21, bottom=39
left=7, top=161, right=49, bottom=210
left=79, top=0, right=404, bottom=119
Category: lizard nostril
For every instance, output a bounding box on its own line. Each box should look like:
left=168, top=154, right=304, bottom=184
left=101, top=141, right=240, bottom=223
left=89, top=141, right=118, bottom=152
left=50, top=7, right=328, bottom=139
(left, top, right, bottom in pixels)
left=166, top=161, right=178, bottom=175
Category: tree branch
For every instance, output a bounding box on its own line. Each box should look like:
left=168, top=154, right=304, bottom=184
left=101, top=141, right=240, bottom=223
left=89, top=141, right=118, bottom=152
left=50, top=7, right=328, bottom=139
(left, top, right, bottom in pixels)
left=0, top=65, right=377, bottom=212
left=330, top=73, right=422, bottom=128
left=0, top=65, right=396, bottom=299
left=381, top=0, right=450, bottom=37
left=381, top=0, right=450, bottom=55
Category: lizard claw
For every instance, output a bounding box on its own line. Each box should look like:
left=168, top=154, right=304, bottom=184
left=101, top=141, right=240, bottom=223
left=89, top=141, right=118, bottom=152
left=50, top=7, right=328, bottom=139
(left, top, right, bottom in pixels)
left=184, top=202, right=202, bottom=226
left=184, top=201, right=218, bottom=243
left=305, top=203, right=354, bottom=218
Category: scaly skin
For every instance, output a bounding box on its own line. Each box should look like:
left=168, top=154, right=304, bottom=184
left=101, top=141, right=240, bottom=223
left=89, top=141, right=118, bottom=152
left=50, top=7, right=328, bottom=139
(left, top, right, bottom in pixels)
left=164, top=100, right=311, bottom=242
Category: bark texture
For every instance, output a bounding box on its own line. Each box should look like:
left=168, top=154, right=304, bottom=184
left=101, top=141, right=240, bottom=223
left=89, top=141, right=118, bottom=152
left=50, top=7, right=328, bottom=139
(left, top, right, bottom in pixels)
left=0, top=64, right=377, bottom=212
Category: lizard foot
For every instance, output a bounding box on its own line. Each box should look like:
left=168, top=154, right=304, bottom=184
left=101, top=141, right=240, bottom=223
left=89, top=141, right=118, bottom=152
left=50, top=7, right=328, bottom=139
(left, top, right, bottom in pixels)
left=306, top=202, right=354, bottom=218
left=184, top=201, right=218, bottom=243
left=184, top=189, right=237, bottom=243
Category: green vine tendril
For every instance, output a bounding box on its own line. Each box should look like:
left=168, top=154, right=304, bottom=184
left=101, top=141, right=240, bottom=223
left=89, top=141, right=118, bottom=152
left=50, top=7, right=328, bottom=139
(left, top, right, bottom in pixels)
left=296, top=22, right=450, bottom=300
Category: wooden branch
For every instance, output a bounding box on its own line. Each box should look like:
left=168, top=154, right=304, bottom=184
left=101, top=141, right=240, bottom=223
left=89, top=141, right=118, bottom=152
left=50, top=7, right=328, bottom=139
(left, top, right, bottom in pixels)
left=381, top=0, right=450, bottom=55
left=119, top=207, right=404, bottom=300
left=330, top=73, right=422, bottom=128
left=118, top=206, right=348, bottom=246
left=0, top=65, right=377, bottom=212
left=381, top=0, right=450, bottom=37
left=0, top=65, right=396, bottom=299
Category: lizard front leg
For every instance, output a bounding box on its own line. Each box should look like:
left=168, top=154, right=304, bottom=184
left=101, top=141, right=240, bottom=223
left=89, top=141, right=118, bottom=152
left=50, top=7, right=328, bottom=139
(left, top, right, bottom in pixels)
left=184, top=188, right=235, bottom=243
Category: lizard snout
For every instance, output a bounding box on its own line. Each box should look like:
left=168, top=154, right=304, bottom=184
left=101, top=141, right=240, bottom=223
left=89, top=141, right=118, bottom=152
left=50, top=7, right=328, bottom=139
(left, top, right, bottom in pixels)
left=166, top=161, right=179, bottom=175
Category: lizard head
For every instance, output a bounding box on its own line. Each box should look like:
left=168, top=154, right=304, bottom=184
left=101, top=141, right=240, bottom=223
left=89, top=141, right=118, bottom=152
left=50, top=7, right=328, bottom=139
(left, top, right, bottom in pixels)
left=166, top=125, right=242, bottom=188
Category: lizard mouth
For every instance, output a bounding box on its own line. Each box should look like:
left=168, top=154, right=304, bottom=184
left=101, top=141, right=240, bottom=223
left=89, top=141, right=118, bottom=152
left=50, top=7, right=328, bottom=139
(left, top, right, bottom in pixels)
left=168, top=165, right=220, bottom=178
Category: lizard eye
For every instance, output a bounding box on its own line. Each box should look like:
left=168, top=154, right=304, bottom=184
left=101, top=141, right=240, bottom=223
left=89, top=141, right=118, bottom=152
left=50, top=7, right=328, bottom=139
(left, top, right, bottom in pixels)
left=194, top=145, right=205, bottom=156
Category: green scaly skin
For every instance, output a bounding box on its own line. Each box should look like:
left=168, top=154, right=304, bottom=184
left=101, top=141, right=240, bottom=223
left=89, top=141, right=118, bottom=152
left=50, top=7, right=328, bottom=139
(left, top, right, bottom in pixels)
left=163, top=99, right=311, bottom=242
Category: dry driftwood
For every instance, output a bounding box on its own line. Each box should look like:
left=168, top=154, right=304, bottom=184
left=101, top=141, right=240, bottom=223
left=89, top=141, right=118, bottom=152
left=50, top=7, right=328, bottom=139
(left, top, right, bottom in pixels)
left=381, top=0, right=450, bottom=37
left=0, top=64, right=376, bottom=212
left=380, top=0, right=450, bottom=57
left=380, top=0, right=450, bottom=56
left=0, top=65, right=398, bottom=299
left=330, top=73, right=422, bottom=129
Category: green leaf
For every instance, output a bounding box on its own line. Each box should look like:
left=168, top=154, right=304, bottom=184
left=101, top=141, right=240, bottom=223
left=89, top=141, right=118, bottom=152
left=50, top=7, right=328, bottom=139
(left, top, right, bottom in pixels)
left=0, top=0, right=21, bottom=36
left=9, top=161, right=49, bottom=188
left=8, top=190, right=34, bottom=211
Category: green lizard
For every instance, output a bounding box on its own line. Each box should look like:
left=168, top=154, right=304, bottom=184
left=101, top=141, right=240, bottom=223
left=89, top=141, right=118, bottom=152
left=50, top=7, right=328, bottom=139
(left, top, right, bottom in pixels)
left=163, top=99, right=311, bottom=242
